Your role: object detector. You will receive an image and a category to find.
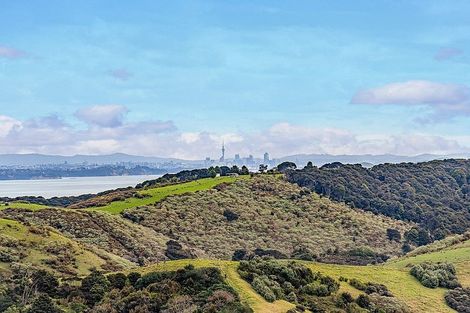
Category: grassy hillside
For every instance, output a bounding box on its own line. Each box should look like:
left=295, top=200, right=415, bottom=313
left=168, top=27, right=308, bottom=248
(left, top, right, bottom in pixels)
left=86, top=176, right=247, bottom=214
left=0, top=218, right=115, bottom=277
left=0, top=208, right=170, bottom=265
left=0, top=201, right=50, bottom=210
left=122, top=250, right=468, bottom=313
left=127, top=237, right=470, bottom=313
left=123, top=175, right=412, bottom=261
left=388, top=233, right=470, bottom=287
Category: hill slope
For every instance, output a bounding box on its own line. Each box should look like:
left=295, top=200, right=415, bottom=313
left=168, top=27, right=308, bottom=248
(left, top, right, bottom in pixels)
left=0, top=218, right=123, bottom=277
left=286, top=159, right=470, bottom=238
left=1, top=174, right=469, bottom=312
left=123, top=175, right=412, bottom=263
left=0, top=208, right=170, bottom=265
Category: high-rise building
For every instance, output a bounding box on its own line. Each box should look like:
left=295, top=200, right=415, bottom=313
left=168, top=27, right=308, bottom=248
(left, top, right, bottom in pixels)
left=234, top=154, right=241, bottom=163
left=263, top=152, right=270, bottom=164
left=219, top=142, right=225, bottom=162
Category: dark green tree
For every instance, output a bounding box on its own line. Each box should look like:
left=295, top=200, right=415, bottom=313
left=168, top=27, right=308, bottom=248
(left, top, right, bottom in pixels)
left=127, top=272, right=142, bottom=287
left=386, top=228, right=401, bottom=242
left=28, top=294, right=61, bottom=313
left=259, top=164, right=268, bottom=173
left=80, top=270, right=110, bottom=306
left=277, top=162, right=297, bottom=173
left=107, top=272, right=127, bottom=289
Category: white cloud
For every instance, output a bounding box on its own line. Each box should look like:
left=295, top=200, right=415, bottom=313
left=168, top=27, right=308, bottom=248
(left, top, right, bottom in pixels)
left=75, top=104, right=129, bottom=127
left=0, top=115, right=21, bottom=137
left=0, top=112, right=467, bottom=158
left=351, top=80, right=470, bottom=120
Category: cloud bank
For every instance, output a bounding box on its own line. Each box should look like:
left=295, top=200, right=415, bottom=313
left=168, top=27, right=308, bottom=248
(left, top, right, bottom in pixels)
left=351, top=80, right=470, bottom=121
left=0, top=105, right=467, bottom=158
left=75, top=104, right=129, bottom=127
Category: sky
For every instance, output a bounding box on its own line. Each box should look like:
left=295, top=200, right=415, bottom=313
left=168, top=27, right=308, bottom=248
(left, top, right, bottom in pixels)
left=1, top=0, right=470, bottom=159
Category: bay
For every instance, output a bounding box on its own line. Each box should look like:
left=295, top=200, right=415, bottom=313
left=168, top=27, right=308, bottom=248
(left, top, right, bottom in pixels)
left=0, top=175, right=162, bottom=198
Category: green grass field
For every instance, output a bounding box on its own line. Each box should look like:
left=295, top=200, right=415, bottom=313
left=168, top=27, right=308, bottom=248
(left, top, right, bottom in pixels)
left=131, top=238, right=470, bottom=313
left=87, top=175, right=248, bottom=214
left=131, top=258, right=458, bottom=313
left=0, top=202, right=50, bottom=210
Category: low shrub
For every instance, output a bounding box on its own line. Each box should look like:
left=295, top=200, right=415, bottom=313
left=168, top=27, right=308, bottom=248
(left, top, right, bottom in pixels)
left=445, top=287, right=470, bottom=313
left=349, top=278, right=393, bottom=297
left=410, top=262, right=460, bottom=289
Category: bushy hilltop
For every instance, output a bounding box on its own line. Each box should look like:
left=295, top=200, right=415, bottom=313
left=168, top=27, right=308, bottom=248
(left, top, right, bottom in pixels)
left=286, top=159, right=470, bottom=241
left=122, top=175, right=412, bottom=264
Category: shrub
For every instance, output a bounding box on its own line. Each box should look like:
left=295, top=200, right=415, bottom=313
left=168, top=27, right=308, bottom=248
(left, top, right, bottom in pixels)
left=410, top=262, right=460, bottom=289
left=127, top=272, right=141, bottom=287
left=349, top=278, right=393, bottom=297
left=33, top=270, right=59, bottom=294
left=387, top=228, right=401, bottom=242
left=445, top=287, right=470, bottom=313
left=238, top=258, right=339, bottom=304
left=286, top=291, right=298, bottom=303
left=286, top=160, right=470, bottom=237
left=356, top=294, right=371, bottom=309
left=27, top=294, right=62, bottom=313
left=107, top=273, right=127, bottom=289
left=252, top=276, right=276, bottom=302
left=80, top=270, right=110, bottom=305
left=223, top=209, right=239, bottom=222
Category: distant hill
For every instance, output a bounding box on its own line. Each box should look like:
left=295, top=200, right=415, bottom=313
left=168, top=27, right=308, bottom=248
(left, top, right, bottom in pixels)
left=0, top=153, right=193, bottom=166
left=278, top=153, right=470, bottom=167
left=1, top=152, right=468, bottom=167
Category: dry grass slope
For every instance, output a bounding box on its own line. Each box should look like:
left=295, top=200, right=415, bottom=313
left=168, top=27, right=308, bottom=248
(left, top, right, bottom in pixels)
left=124, top=175, right=412, bottom=260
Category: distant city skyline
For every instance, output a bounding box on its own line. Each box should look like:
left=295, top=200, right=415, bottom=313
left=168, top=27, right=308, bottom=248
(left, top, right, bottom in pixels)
left=1, top=1, right=470, bottom=158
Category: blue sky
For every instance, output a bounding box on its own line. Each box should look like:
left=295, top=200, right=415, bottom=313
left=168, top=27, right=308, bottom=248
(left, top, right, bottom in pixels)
left=1, top=0, right=470, bottom=158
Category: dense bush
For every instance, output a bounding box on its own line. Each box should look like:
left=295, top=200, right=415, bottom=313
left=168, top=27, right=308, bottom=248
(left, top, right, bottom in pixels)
left=286, top=159, right=470, bottom=238
left=0, top=265, right=252, bottom=313
left=238, top=258, right=338, bottom=305
left=349, top=278, right=393, bottom=297
left=410, top=262, right=460, bottom=289
left=445, top=287, right=470, bottom=313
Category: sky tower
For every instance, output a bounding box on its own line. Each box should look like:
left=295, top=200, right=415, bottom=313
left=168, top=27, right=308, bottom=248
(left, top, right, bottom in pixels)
left=219, top=142, right=225, bottom=162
